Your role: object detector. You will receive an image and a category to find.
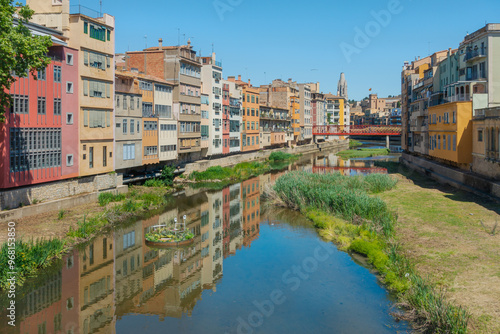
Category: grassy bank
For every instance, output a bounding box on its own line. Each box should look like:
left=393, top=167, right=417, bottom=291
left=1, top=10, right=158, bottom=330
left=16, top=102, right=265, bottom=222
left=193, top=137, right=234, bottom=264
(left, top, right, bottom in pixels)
left=0, top=182, right=176, bottom=290
left=188, top=151, right=299, bottom=185
left=270, top=171, right=470, bottom=333
left=337, top=148, right=390, bottom=159
left=374, top=161, right=500, bottom=333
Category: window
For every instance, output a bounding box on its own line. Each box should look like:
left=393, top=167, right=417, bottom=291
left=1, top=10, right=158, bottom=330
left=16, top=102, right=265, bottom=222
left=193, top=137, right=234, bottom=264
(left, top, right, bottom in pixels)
left=87, top=80, right=109, bottom=98
left=103, top=146, right=107, bottom=167
left=37, top=69, right=46, bottom=80
left=37, top=97, right=46, bottom=114
left=66, top=82, right=73, bottom=94
left=9, top=128, right=62, bottom=172
left=144, top=121, right=158, bottom=131
left=84, top=21, right=88, bottom=34
left=130, top=119, right=135, bottom=134
left=66, top=113, right=73, bottom=124
left=130, top=97, right=134, bottom=110
left=443, top=112, right=449, bottom=124
left=89, top=23, right=106, bottom=42
left=123, top=144, right=135, bottom=160
left=156, top=104, right=172, bottom=118
left=66, top=154, right=73, bottom=167
left=142, top=102, right=154, bottom=117
left=66, top=53, right=73, bottom=65
left=84, top=110, right=111, bottom=128
left=10, top=95, right=28, bottom=114
left=448, top=135, right=451, bottom=150
left=89, top=147, right=94, bottom=168
left=123, top=96, right=128, bottom=109
left=478, top=130, right=483, bottom=142
left=54, top=66, right=61, bottom=82
left=137, top=121, right=140, bottom=133
left=116, top=96, right=120, bottom=108
left=160, top=145, right=176, bottom=152
left=438, top=135, right=441, bottom=149
left=144, top=146, right=158, bottom=156
left=453, top=135, right=457, bottom=151
left=443, top=135, right=447, bottom=150
left=123, top=119, right=127, bottom=134
left=452, top=111, right=456, bottom=123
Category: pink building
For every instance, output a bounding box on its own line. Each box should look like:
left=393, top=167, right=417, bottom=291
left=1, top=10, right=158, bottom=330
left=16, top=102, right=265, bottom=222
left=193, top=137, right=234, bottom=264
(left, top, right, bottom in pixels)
left=0, top=23, right=79, bottom=189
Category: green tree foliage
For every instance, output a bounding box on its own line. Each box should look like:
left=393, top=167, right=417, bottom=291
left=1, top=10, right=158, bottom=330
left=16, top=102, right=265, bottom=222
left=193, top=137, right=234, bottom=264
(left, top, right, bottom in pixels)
left=0, top=1, right=52, bottom=121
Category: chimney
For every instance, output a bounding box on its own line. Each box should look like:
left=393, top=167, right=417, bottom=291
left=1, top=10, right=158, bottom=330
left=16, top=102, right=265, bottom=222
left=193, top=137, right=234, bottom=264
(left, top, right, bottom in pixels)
left=159, top=38, right=163, bottom=50
left=248, top=79, right=251, bottom=85
left=238, top=75, right=242, bottom=81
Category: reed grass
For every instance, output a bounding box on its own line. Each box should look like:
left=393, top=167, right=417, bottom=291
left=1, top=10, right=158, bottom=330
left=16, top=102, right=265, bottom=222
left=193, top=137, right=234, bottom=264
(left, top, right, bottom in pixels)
left=0, top=239, right=66, bottom=289
left=271, top=171, right=470, bottom=333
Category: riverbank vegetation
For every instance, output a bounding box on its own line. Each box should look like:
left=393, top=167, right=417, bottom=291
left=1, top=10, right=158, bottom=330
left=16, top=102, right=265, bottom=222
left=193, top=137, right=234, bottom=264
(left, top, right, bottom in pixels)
left=188, top=152, right=299, bottom=184
left=349, top=139, right=363, bottom=148
left=337, top=148, right=390, bottom=159
left=270, top=171, right=470, bottom=333
left=0, top=179, right=178, bottom=290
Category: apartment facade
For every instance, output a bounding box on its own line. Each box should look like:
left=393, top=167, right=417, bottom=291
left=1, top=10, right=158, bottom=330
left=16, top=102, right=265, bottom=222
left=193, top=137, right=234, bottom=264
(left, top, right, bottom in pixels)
left=298, top=84, right=313, bottom=144
left=259, top=106, right=290, bottom=148
left=224, top=80, right=242, bottom=154
left=114, top=72, right=143, bottom=172
left=29, top=0, right=117, bottom=176
left=126, top=40, right=202, bottom=163
left=155, top=82, right=177, bottom=163
left=201, top=54, right=223, bottom=157
left=227, top=76, right=260, bottom=152
left=200, top=93, right=210, bottom=156
left=0, top=23, right=79, bottom=189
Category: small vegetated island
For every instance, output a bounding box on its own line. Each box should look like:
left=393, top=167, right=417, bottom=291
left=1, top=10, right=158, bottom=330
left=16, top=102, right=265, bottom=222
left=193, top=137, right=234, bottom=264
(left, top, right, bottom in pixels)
left=188, top=151, right=299, bottom=186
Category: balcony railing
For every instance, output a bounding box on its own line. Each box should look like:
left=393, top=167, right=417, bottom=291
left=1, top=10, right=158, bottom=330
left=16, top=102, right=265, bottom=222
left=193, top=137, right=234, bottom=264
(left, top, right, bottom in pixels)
left=70, top=5, right=101, bottom=18
left=464, top=49, right=487, bottom=62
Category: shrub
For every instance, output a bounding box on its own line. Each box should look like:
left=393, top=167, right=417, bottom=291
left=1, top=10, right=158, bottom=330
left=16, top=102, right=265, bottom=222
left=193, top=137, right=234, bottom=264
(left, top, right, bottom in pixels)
left=144, top=179, right=165, bottom=187
left=98, top=192, right=126, bottom=206
left=268, top=151, right=294, bottom=161
left=161, top=166, right=176, bottom=186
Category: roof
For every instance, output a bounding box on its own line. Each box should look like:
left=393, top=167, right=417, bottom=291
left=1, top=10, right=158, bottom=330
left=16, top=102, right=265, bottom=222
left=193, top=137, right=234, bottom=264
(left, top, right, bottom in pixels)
left=13, top=18, right=67, bottom=46
left=115, top=70, right=175, bottom=86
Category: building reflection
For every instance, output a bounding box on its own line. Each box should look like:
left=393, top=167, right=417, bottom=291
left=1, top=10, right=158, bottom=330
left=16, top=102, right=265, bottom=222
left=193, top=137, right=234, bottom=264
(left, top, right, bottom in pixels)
left=9, top=184, right=261, bottom=333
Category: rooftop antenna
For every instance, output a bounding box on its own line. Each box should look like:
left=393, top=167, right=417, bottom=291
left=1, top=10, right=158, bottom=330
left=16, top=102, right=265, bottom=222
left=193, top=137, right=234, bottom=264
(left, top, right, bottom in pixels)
left=177, top=28, right=180, bottom=46
left=99, top=0, right=102, bottom=16
left=144, top=35, right=147, bottom=49
left=212, top=43, right=214, bottom=54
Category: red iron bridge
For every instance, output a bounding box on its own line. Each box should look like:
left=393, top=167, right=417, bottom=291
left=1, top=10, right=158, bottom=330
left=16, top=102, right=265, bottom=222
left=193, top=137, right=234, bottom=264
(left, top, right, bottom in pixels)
left=313, top=125, right=402, bottom=136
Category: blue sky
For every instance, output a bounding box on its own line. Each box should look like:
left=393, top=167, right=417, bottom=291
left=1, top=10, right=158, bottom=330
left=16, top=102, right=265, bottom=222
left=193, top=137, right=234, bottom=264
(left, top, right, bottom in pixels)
left=29, top=0, right=500, bottom=100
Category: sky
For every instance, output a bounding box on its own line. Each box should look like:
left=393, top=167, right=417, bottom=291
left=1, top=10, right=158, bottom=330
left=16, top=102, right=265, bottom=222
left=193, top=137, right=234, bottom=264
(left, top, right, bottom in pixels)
left=26, top=0, right=500, bottom=100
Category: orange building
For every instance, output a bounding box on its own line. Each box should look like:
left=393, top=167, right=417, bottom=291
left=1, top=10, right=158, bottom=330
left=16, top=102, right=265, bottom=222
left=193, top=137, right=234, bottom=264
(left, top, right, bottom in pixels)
left=227, top=75, right=260, bottom=152
left=241, top=177, right=260, bottom=246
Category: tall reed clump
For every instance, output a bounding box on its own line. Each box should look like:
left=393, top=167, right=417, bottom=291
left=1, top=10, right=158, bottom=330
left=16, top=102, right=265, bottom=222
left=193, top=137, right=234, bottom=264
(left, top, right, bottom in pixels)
left=273, top=171, right=397, bottom=236
left=272, top=171, right=470, bottom=332
left=0, top=239, right=66, bottom=289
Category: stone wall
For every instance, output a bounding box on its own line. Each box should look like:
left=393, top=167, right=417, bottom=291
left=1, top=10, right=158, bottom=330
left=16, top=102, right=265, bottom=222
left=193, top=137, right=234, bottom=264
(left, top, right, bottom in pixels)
left=0, top=185, right=128, bottom=223
left=0, top=173, right=123, bottom=211
left=401, top=153, right=500, bottom=199
left=472, top=155, right=500, bottom=181
left=184, top=140, right=348, bottom=174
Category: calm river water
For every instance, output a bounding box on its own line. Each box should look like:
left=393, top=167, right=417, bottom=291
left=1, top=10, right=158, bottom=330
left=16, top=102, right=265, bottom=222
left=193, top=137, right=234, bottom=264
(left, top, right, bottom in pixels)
left=1, top=143, right=409, bottom=334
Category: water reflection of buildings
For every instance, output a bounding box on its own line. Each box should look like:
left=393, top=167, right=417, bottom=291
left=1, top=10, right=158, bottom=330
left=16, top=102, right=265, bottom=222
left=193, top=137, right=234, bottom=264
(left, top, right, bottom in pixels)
left=11, top=185, right=261, bottom=333
left=311, top=153, right=388, bottom=175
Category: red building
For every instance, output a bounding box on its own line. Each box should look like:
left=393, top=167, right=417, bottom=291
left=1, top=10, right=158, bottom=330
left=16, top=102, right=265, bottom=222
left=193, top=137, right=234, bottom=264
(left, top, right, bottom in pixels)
left=0, top=22, right=79, bottom=189
left=222, top=83, right=230, bottom=155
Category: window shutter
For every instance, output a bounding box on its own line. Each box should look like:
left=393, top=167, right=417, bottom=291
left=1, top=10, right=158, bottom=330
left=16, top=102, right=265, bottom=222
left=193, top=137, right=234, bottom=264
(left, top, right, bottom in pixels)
left=106, top=111, right=111, bottom=127
left=89, top=81, right=94, bottom=97
left=106, top=56, right=110, bottom=68
left=84, top=110, right=88, bottom=127
left=83, top=79, right=88, bottom=96
left=84, top=51, right=88, bottom=65
left=106, top=83, right=110, bottom=98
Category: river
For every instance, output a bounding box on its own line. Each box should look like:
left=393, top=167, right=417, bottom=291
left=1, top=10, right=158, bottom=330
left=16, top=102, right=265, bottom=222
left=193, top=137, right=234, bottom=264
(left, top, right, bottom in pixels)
left=1, top=141, right=409, bottom=334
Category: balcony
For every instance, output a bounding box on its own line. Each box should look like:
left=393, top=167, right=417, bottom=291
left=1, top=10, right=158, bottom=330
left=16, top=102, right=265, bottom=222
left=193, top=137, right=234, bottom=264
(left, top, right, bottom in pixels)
left=70, top=5, right=101, bottom=18
left=464, top=49, right=487, bottom=62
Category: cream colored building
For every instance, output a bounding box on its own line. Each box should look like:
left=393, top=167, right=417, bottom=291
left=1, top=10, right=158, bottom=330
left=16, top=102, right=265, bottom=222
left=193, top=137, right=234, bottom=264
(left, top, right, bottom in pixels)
left=155, top=82, right=178, bottom=163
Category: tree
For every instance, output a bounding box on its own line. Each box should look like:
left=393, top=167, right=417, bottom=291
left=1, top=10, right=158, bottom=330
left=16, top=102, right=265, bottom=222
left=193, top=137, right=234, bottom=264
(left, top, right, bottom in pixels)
left=0, top=1, right=52, bottom=121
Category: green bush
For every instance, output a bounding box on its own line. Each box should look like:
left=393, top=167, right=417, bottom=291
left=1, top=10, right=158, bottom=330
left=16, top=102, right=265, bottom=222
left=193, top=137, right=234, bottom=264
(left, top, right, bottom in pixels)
left=98, top=192, right=125, bottom=206
left=144, top=179, right=165, bottom=187
left=268, top=151, right=294, bottom=161
left=161, top=166, right=176, bottom=186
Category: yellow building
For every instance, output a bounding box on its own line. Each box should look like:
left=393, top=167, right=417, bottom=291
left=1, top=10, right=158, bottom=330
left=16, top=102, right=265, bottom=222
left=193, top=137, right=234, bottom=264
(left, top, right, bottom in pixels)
left=428, top=101, right=473, bottom=167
